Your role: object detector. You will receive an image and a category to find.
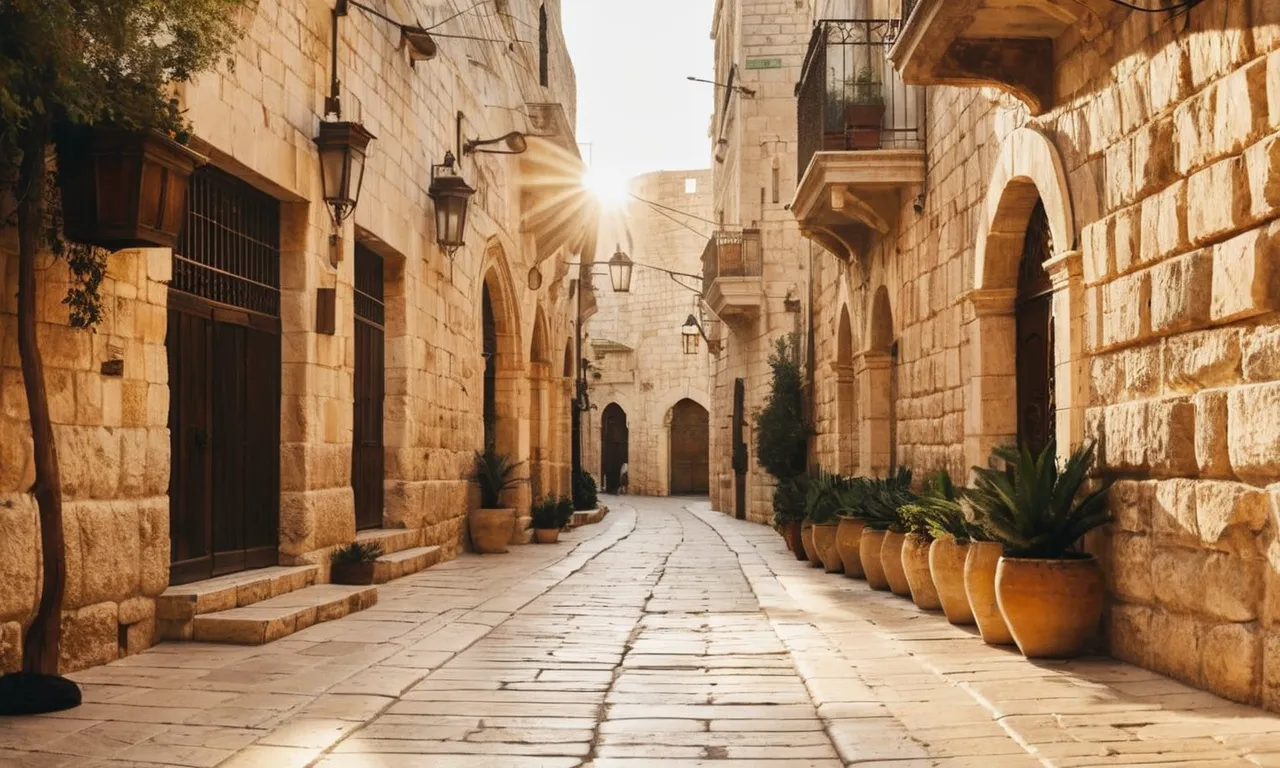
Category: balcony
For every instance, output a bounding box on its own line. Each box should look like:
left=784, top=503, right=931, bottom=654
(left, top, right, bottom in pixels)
left=702, top=229, right=763, bottom=323
left=793, top=19, right=926, bottom=261
left=889, top=0, right=1108, bottom=115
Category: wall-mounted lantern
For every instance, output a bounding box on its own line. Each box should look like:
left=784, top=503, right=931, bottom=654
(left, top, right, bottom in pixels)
left=682, top=314, right=702, bottom=355
left=608, top=247, right=634, bottom=293
left=428, top=151, right=475, bottom=258
left=314, top=120, right=375, bottom=229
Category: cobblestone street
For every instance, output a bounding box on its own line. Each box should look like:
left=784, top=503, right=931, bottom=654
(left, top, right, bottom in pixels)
left=3, top=497, right=1280, bottom=767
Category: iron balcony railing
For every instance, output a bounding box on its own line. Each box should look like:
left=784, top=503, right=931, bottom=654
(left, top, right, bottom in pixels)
left=796, top=18, right=926, bottom=179
left=702, top=229, right=763, bottom=296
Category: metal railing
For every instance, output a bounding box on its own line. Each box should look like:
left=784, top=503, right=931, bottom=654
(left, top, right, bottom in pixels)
left=796, top=18, right=926, bottom=179
left=702, top=229, right=763, bottom=296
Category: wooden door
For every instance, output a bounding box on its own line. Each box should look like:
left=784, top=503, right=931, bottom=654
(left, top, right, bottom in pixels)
left=732, top=379, right=747, bottom=520
left=1016, top=201, right=1055, bottom=456
left=167, top=167, right=281, bottom=585
left=601, top=403, right=628, bottom=493
left=670, top=399, right=709, bottom=495
left=353, top=245, right=385, bottom=531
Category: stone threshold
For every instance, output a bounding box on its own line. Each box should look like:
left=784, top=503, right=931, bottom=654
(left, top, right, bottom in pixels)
left=355, top=527, right=443, bottom=583
left=192, top=583, right=378, bottom=644
left=157, top=564, right=319, bottom=640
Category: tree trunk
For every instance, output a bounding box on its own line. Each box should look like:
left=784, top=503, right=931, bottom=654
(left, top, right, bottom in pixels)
left=16, top=123, right=66, bottom=676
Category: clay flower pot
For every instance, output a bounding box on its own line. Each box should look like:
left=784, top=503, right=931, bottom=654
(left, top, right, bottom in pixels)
left=802, top=522, right=824, bottom=568
left=929, top=537, right=975, bottom=625
left=860, top=528, right=889, bottom=590
left=469, top=508, right=515, bottom=554
left=964, top=541, right=1015, bottom=645
left=901, top=533, right=941, bottom=610
left=533, top=528, right=561, bottom=544
left=812, top=523, right=843, bottom=573
left=880, top=531, right=911, bottom=597
left=786, top=520, right=807, bottom=561
left=330, top=562, right=376, bottom=586
left=836, top=518, right=866, bottom=578
left=996, top=555, right=1106, bottom=659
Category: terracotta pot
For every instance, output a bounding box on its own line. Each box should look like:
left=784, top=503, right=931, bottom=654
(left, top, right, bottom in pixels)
left=533, top=527, right=560, bottom=544
left=929, top=537, right=975, bottom=625
left=964, top=541, right=1015, bottom=645
left=996, top=555, right=1106, bottom=659
left=469, top=508, right=515, bottom=554
left=836, top=518, right=866, bottom=578
left=812, top=523, right=843, bottom=573
left=785, top=520, right=807, bottom=561
left=330, top=561, right=376, bottom=585
left=880, top=531, right=911, bottom=597
left=782, top=526, right=794, bottom=552
left=802, top=522, right=824, bottom=568
left=901, top=533, right=941, bottom=610
left=859, top=529, right=889, bottom=590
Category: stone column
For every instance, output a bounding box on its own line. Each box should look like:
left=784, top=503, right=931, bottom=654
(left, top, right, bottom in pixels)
left=963, top=288, right=1018, bottom=475
left=834, top=362, right=857, bottom=475
left=856, top=351, right=892, bottom=477
left=1045, top=250, right=1087, bottom=454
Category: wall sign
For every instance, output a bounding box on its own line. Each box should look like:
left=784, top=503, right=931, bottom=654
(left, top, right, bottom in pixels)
left=746, top=57, right=783, bottom=70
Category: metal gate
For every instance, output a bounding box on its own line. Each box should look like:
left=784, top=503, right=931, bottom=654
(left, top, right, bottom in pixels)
left=669, top=399, right=709, bottom=495
left=168, top=167, right=281, bottom=585
left=353, top=244, right=385, bottom=531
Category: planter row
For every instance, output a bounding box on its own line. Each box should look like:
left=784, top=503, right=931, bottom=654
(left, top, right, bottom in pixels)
left=783, top=519, right=1104, bottom=659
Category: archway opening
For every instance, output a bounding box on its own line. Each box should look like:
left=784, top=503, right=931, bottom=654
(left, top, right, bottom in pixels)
left=861, top=286, right=896, bottom=476
left=836, top=306, right=856, bottom=475
left=1016, top=201, right=1055, bottom=455
left=600, top=403, right=629, bottom=494
left=669, top=399, right=710, bottom=496
left=482, top=284, right=498, bottom=452
left=480, top=265, right=520, bottom=468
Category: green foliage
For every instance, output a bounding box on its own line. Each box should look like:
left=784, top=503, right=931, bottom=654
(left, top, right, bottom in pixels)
left=834, top=477, right=869, bottom=520
left=573, top=469, right=598, bottom=511
left=802, top=472, right=843, bottom=525
left=531, top=495, right=573, bottom=530
left=966, top=441, right=1112, bottom=559
left=754, top=336, right=810, bottom=481
left=859, top=467, right=916, bottom=532
left=851, top=66, right=884, bottom=106
left=470, top=448, right=522, bottom=509
left=899, top=469, right=973, bottom=540
left=772, top=475, right=809, bottom=528
left=330, top=541, right=383, bottom=565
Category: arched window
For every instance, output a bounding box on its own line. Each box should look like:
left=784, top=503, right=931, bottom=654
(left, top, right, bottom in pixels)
left=538, top=4, right=549, bottom=87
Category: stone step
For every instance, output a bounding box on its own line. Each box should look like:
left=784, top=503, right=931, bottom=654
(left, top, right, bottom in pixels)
left=157, top=565, right=318, bottom=640
left=571, top=507, right=609, bottom=528
left=355, top=527, right=424, bottom=557
left=373, top=545, right=442, bottom=584
left=191, top=584, right=378, bottom=645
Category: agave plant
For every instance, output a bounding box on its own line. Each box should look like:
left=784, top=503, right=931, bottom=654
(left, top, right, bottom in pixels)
left=967, top=441, right=1112, bottom=559
left=470, top=448, right=523, bottom=509
left=803, top=471, right=844, bottom=525
left=860, top=467, right=915, bottom=532
left=899, top=469, right=978, bottom=540
left=835, top=476, right=869, bottom=519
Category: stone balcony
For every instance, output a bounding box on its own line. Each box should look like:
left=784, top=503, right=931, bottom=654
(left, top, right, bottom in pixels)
left=888, top=0, right=1110, bottom=115
left=793, top=18, right=926, bottom=260
left=702, top=229, right=763, bottom=323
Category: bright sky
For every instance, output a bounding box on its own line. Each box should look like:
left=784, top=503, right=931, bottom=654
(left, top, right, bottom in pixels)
left=562, top=0, right=716, bottom=187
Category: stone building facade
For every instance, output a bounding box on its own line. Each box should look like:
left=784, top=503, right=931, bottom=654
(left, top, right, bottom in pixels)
left=785, top=0, right=1280, bottom=710
left=0, top=0, right=584, bottom=673
left=582, top=170, right=713, bottom=497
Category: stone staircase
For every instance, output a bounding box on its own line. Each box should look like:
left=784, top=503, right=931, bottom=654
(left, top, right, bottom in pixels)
left=155, top=529, right=440, bottom=646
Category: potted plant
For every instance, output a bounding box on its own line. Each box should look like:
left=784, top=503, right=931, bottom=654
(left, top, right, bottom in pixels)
left=969, top=442, right=1112, bottom=659
left=864, top=468, right=914, bottom=597
left=802, top=519, right=822, bottom=569
left=857, top=469, right=910, bottom=591
left=469, top=448, right=523, bottom=554
left=530, top=495, right=571, bottom=544
left=773, top=476, right=810, bottom=561
left=918, top=487, right=980, bottom=627
left=330, top=542, right=383, bottom=585
left=573, top=469, right=599, bottom=512
left=823, top=76, right=849, bottom=151
left=844, top=67, right=885, bottom=150
left=898, top=472, right=957, bottom=611
left=805, top=473, right=844, bottom=574
left=834, top=479, right=868, bottom=579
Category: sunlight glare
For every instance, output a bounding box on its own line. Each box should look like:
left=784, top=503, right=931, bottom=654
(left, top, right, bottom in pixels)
left=583, top=166, right=630, bottom=209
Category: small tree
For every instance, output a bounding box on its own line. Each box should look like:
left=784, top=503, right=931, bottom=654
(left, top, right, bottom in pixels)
left=0, top=0, right=249, bottom=708
left=754, top=336, right=810, bottom=482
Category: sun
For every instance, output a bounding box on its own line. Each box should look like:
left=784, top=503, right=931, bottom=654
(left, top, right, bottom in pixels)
left=582, top=166, right=630, bottom=209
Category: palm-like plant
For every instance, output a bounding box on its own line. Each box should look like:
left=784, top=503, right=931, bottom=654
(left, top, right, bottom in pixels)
left=772, top=475, right=810, bottom=527
left=860, top=467, right=915, bottom=532
left=967, top=441, right=1111, bottom=559
left=470, top=448, right=523, bottom=509
left=803, top=472, right=843, bottom=525
left=835, top=476, right=869, bottom=519
left=900, top=469, right=983, bottom=541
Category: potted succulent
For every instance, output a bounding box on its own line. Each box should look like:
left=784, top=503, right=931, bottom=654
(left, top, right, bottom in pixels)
left=805, top=472, right=844, bottom=574
left=898, top=472, right=958, bottom=611
left=330, top=542, right=383, bottom=585
left=844, top=67, right=885, bottom=150
left=834, top=478, right=868, bottom=579
left=864, top=468, right=914, bottom=597
left=773, top=476, right=810, bottom=561
left=969, top=442, right=1112, bottom=659
left=857, top=469, right=909, bottom=591
left=916, top=487, right=981, bottom=627
left=530, top=495, right=573, bottom=544
left=468, top=448, right=523, bottom=554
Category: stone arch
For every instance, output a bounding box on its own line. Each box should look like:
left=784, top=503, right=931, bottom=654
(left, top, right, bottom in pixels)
left=600, top=402, right=629, bottom=494
left=860, top=286, right=896, bottom=476
left=528, top=306, right=551, bottom=499
left=836, top=304, right=857, bottom=475
left=967, top=126, right=1084, bottom=470
left=479, top=243, right=524, bottom=512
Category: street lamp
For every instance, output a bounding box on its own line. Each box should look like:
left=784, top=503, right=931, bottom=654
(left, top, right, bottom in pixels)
left=314, top=120, right=375, bottom=228
left=428, top=151, right=475, bottom=258
left=682, top=314, right=701, bottom=355
left=608, top=247, right=634, bottom=293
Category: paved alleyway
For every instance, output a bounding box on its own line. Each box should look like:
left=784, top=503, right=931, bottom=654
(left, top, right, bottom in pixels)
left=4, top=497, right=1280, bottom=767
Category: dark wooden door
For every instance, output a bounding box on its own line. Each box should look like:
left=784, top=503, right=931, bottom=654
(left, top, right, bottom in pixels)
left=670, top=399, right=709, bottom=495
left=732, top=378, right=747, bottom=520
left=1016, top=201, right=1055, bottom=456
left=168, top=168, right=281, bottom=586
left=353, top=244, right=385, bottom=531
left=601, top=403, right=628, bottom=493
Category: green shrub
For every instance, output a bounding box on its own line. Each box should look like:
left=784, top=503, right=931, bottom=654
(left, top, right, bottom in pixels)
left=331, top=541, right=383, bottom=565
left=470, top=447, right=522, bottom=509
left=573, top=469, right=599, bottom=511
left=802, top=471, right=844, bottom=525
left=530, top=496, right=563, bottom=530
left=754, top=336, right=810, bottom=481
left=772, top=475, right=809, bottom=527
left=860, top=467, right=915, bottom=532
left=556, top=495, right=575, bottom=528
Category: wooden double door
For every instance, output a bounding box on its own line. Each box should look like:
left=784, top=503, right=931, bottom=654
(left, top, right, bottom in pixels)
left=352, top=244, right=385, bottom=531
left=168, top=168, right=282, bottom=585
left=669, top=399, right=709, bottom=495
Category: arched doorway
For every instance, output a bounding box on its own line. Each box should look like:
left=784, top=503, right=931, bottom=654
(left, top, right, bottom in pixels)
left=480, top=261, right=521, bottom=467
left=482, top=285, right=498, bottom=451
left=836, top=306, right=856, bottom=475
left=1016, top=201, right=1055, bottom=455
left=669, top=399, right=710, bottom=495
left=861, top=286, right=896, bottom=476
left=601, top=403, right=628, bottom=493
left=529, top=308, right=551, bottom=500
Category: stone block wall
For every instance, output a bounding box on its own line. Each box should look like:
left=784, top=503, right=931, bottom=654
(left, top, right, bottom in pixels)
left=583, top=170, right=712, bottom=496
left=801, top=0, right=1280, bottom=708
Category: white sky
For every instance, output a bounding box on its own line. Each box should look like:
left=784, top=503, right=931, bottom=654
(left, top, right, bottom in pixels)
left=562, top=0, right=717, bottom=183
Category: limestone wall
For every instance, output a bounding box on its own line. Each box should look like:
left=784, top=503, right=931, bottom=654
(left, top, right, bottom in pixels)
left=803, top=1, right=1280, bottom=708
left=582, top=170, right=712, bottom=496
left=0, top=0, right=581, bottom=673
